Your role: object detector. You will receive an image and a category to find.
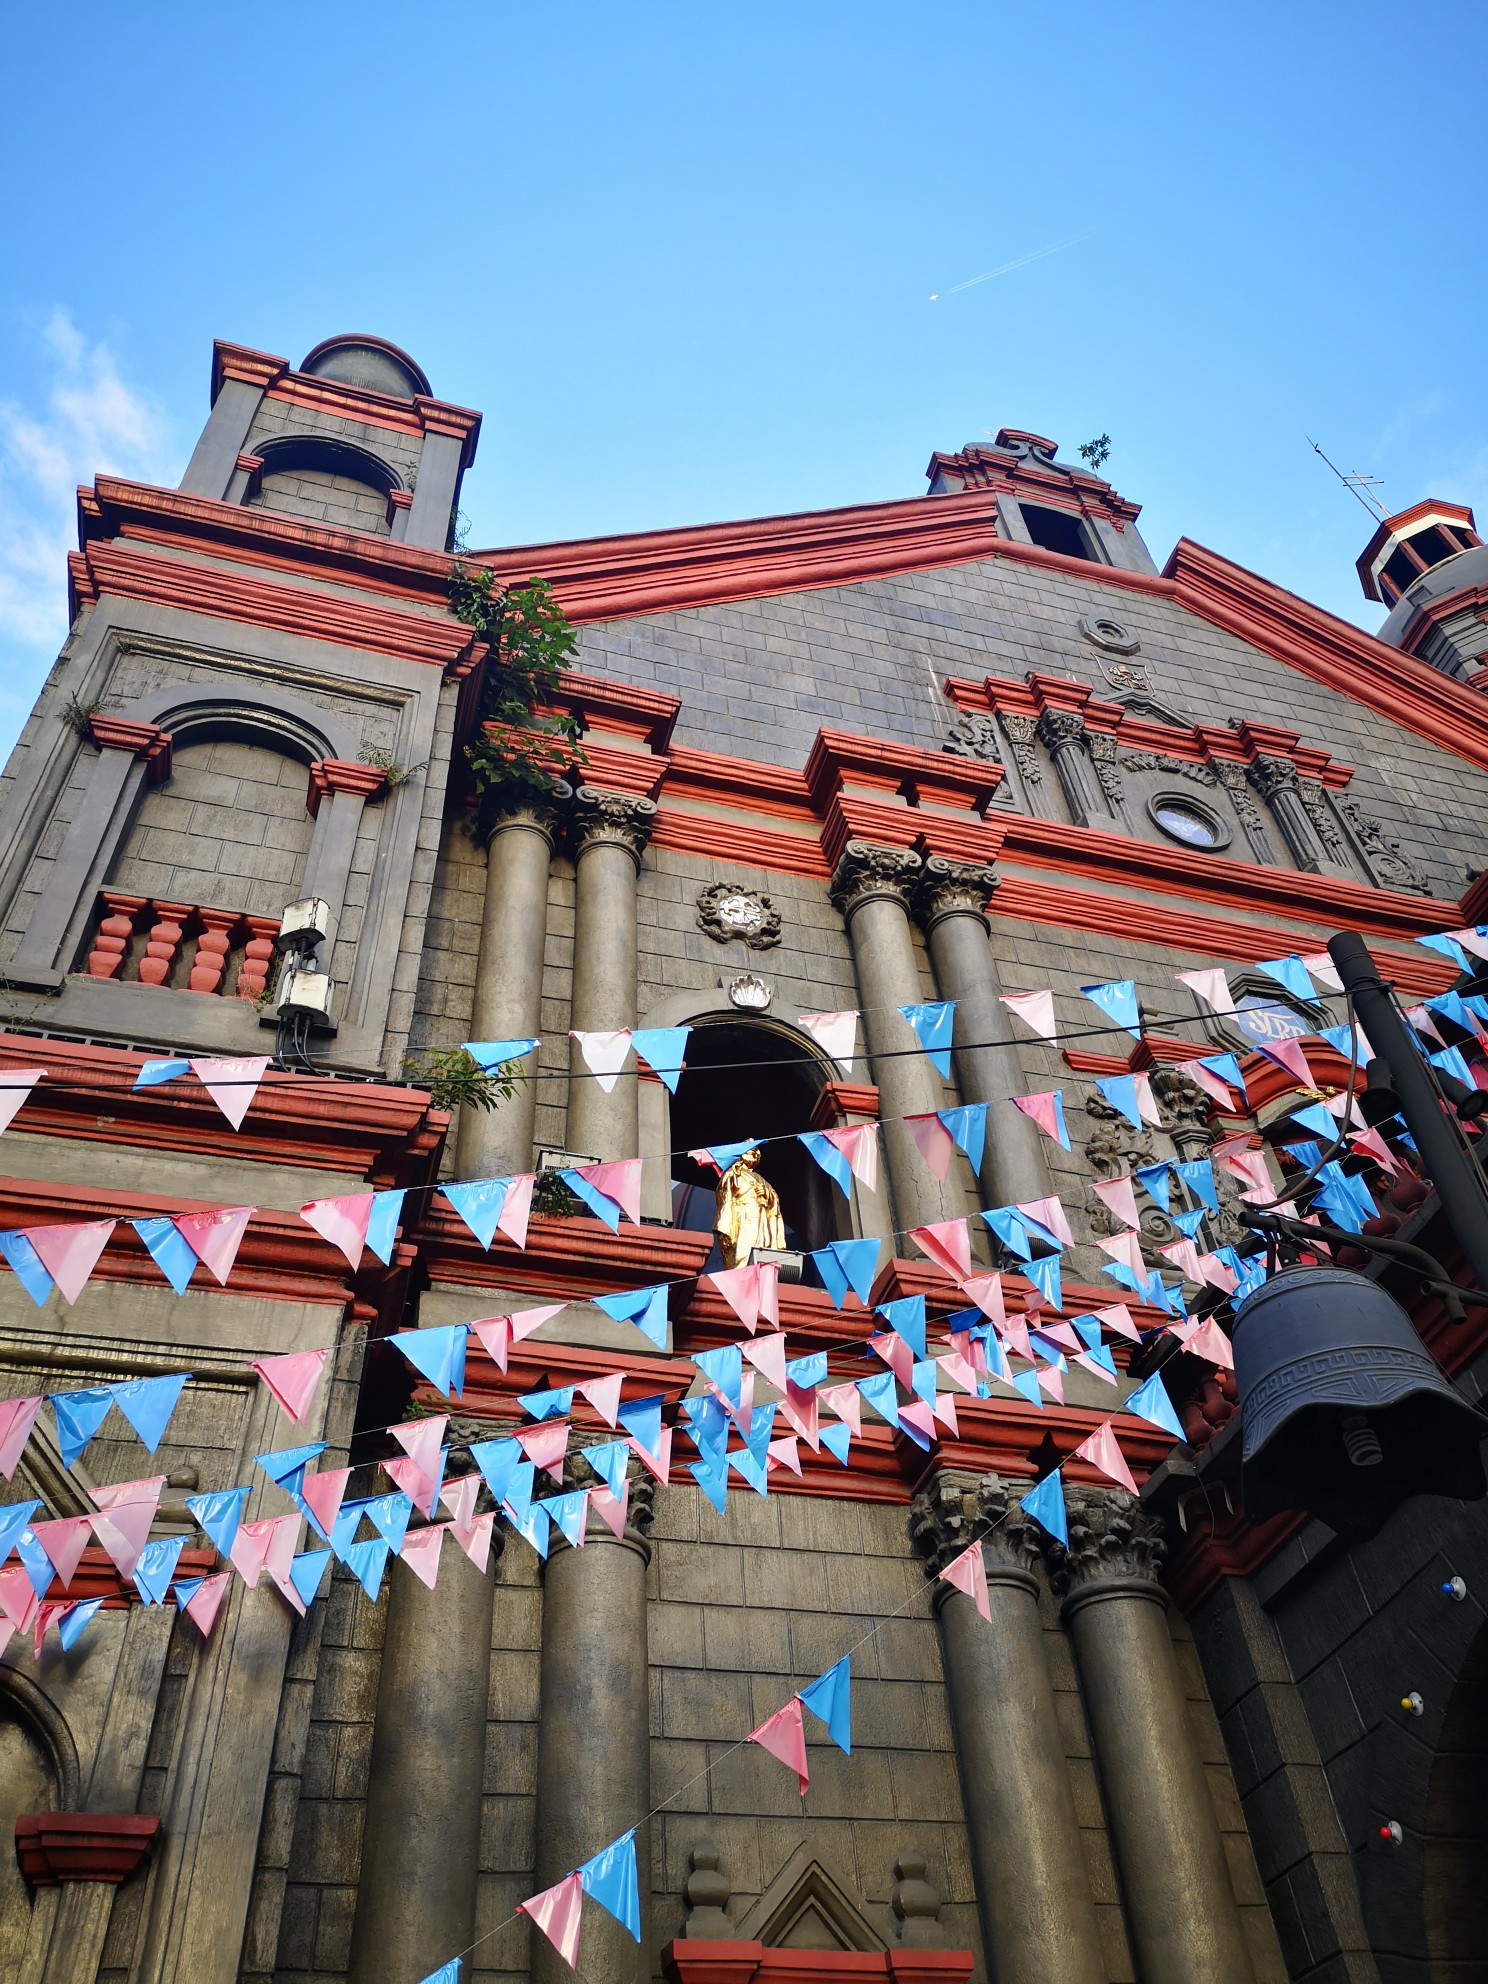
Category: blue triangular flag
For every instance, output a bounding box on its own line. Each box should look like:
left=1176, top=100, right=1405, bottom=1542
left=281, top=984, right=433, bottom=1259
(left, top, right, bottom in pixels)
left=786, top=1351, right=827, bottom=1389
left=584, top=1442, right=630, bottom=1499
left=1174, top=1159, right=1219, bottom=1212
left=290, top=1549, right=331, bottom=1607
left=910, top=1360, right=940, bottom=1407
left=820, top=1420, right=852, bottom=1465
left=898, top=1000, right=955, bottom=1077
left=700, top=1139, right=761, bottom=1173
left=1081, top=979, right=1141, bottom=1039
left=363, top=1492, right=413, bottom=1554
left=561, top=1170, right=622, bottom=1232
left=345, top=1536, right=390, bottom=1600
left=0, top=1231, right=53, bottom=1307
left=1134, top=1163, right=1171, bottom=1213
left=1125, top=1372, right=1185, bottom=1441
left=330, top=1498, right=373, bottom=1561
left=1427, top=988, right=1477, bottom=1032
left=15, top=1529, right=54, bottom=1598
left=58, top=1596, right=104, bottom=1650
left=982, top=1207, right=1032, bottom=1261
left=689, top=1448, right=730, bottom=1514
left=1096, top=1075, right=1144, bottom=1130
left=509, top=1500, right=550, bottom=1558
left=579, top=1829, right=642, bottom=1940
left=595, top=1286, right=670, bottom=1349
left=416, top=1961, right=461, bottom=1984
left=1020, top=1468, right=1068, bottom=1545
left=631, top=1027, right=691, bottom=1094
left=132, top=1217, right=199, bottom=1294
left=1419, top=931, right=1471, bottom=970
left=50, top=1387, right=115, bottom=1467
left=938, top=1103, right=987, bottom=1175
left=811, top=1238, right=879, bottom=1308
left=682, top=1394, right=729, bottom=1457
left=1024, top=1253, right=1062, bottom=1313
left=1430, top=1043, right=1476, bottom=1087
left=365, top=1189, right=406, bottom=1266
left=1080, top=1344, right=1118, bottom=1380
left=134, top=1057, right=190, bottom=1089
left=518, top=1385, right=574, bottom=1421
left=133, top=1536, right=186, bottom=1605
left=186, top=1486, right=251, bottom=1557
left=1100, top=1259, right=1141, bottom=1294
left=857, top=1370, right=900, bottom=1429
left=462, top=1038, right=538, bottom=1071
left=1200, top=1051, right=1249, bottom=1096
left=728, top=1446, right=770, bottom=1495
left=0, top=1501, right=41, bottom=1572
left=743, top=1402, right=778, bottom=1467
left=440, top=1179, right=510, bottom=1249
left=799, top=1655, right=852, bottom=1753
left=539, top=1490, right=588, bottom=1548
left=693, top=1345, right=743, bottom=1408
left=501, top=1462, right=536, bottom=1526
left=1071, top=1315, right=1104, bottom=1351
left=1171, top=1208, right=1206, bottom=1239
left=798, top=1132, right=853, bottom=1197
left=875, top=1295, right=927, bottom=1359
left=1288, top=1100, right=1341, bottom=1140
left=112, top=1373, right=191, bottom=1451
left=1011, top=1369, right=1044, bottom=1410
left=469, top=1437, right=522, bottom=1505
left=255, top=1442, right=328, bottom=1495
left=1254, top=954, right=1316, bottom=1001
left=618, top=1394, right=665, bottom=1458
left=390, top=1324, right=469, bottom=1399
left=1029, top=1333, right=1067, bottom=1370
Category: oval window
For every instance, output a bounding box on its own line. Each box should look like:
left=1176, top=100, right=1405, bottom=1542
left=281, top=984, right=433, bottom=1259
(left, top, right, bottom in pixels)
left=1149, top=796, right=1228, bottom=849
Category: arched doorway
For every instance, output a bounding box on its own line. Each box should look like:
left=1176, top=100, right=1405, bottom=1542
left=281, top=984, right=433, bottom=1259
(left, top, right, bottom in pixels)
left=666, top=1017, right=844, bottom=1262
left=1426, top=1618, right=1488, bottom=1967
left=0, top=1677, right=71, bottom=1973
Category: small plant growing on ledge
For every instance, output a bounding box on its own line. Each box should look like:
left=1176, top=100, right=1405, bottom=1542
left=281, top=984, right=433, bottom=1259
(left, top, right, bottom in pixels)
left=357, top=745, right=427, bottom=790
left=452, top=571, right=587, bottom=817
left=1078, top=434, right=1112, bottom=471
left=60, top=695, right=112, bottom=739
left=531, top=1166, right=582, bottom=1217
left=402, top=1044, right=524, bottom=1114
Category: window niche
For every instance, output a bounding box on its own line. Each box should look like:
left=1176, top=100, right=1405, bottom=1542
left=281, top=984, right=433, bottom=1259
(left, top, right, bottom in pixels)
left=242, top=435, right=405, bottom=537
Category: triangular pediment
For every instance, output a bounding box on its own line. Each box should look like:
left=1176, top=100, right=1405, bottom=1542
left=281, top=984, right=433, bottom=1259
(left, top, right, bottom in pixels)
left=733, top=1842, right=887, bottom=1952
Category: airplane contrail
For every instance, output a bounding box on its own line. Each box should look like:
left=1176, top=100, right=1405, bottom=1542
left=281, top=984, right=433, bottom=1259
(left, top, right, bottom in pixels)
left=929, top=227, right=1103, bottom=301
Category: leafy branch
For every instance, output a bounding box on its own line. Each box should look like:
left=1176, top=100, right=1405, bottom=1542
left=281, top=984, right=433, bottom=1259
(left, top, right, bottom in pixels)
left=451, top=571, right=587, bottom=821
left=1078, top=434, right=1112, bottom=472
left=402, top=1044, right=524, bottom=1114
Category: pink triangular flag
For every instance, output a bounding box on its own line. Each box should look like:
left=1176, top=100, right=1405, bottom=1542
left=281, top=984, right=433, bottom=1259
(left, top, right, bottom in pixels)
left=0, top=1618, right=13, bottom=1658
left=1133, top=1072, right=1164, bottom=1128
left=570, top=1029, right=632, bottom=1093
left=0, top=1397, right=42, bottom=1479
left=961, top=1272, right=1006, bottom=1329
left=824, top=1124, right=878, bottom=1191
left=749, top=1696, right=810, bottom=1795
left=0, top=1564, right=40, bottom=1634
left=1035, top=1366, right=1065, bottom=1404
left=452, top=1511, right=496, bottom=1572
left=1350, top=1124, right=1403, bottom=1176
left=1184, top=1318, right=1236, bottom=1370
left=496, top=1173, right=536, bottom=1249
left=1073, top=1420, right=1138, bottom=1494
left=910, top=1218, right=972, bottom=1282
left=0, top=1067, right=45, bottom=1135
left=1160, top=1238, right=1205, bottom=1282
left=301, top=1467, right=351, bottom=1541
left=939, top=1539, right=989, bottom=1621
left=707, top=1263, right=764, bottom=1334
left=31, top=1516, right=91, bottom=1589
left=1175, top=967, right=1234, bottom=1015
left=1012, top=1091, right=1065, bottom=1145
left=90, top=1496, right=158, bottom=1580
left=35, top=1599, right=70, bottom=1658
left=251, top=1349, right=328, bottom=1424
left=627, top=1424, right=673, bottom=1482
left=179, top=1571, right=233, bottom=1638
left=1252, top=1036, right=1315, bottom=1088
left=1176, top=1057, right=1238, bottom=1108
left=299, top=1195, right=373, bottom=1270
left=779, top=1381, right=820, bottom=1452
left=470, top=1317, right=513, bottom=1372
left=25, top=1220, right=116, bottom=1305
left=1034, top=1320, right=1082, bottom=1352
left=520, top=1869, right=584, bottom=1969
left=898, top=1397, right=940, bottom=1445
left=399, top=1524, right=447, bottom=1590
left=756, top=1261, right=780, bottom=1329
left=231, top=1513, right=299, bottom=1590
left=767, top=1435, right=802, bottom=1475
left=820, top=1383, right=862, bottom=1436
left=172, top=1206, right=254, bottom=1285
left=190, top=1055, right=270, bottom=1131
left=1197, top=1252, right=1239, bottom=1295
left=92, top=1475, right=166, bottom=1513
left=391, top=1417, right=447, bottom=1480
left=1097, top=1231, right=1147, bottom=1276
left=742, top=1333, right=788, bottom=1394
left=515, top=1422, right=569, bottom=1473
left=1095, top=1303, right=1141, bottom=1344
left=575, top=1159, right=643, bottom=1226
left=870, top=1332, right=914, bottom=1388
left=998, top=1311, right=1034, bottom=1362
left=578, top=1373, right=624, bottom=1427
left=588, top=1482, right=628, bottom=1541
left=1300, top=950, right=1344, bottom=993
left=905, top=1113, right=956, bottom=1181
left=1017, top=1196, right=1075, bottom=1248
left=938, top=1349, right=980, bottom=1396
left=511, top=1301, right=564, bottom=1342
left=797, top=1010, right=858, bottom=1072
left=931, top=1386, right=959, bottom=1435
left=1091, top=1175, right=1141, bottom=1231
left=440, top=1474, right=482, bottom=1529
left=383, top=1455, right=441, bottom=1518
left=1001, top=989, right=1058, bottom=1041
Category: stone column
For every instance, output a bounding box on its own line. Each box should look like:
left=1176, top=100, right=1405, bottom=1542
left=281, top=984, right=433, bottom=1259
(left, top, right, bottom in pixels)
left=1036, top=710, right=1116, bottom=828
left=1247, top=754, right=1334, bottom=875
left=910, top=1473, right=1106, bottom=1984
left=913, top=857, right=1053, bottom=1209
left=532, top=1461, right=654, bottom=1984
left=566, top=787, right=657, bottom=1163
left=347, top=1530, right=499, bottom=1984
left=828, top=841, right=961, bottom=1236
left=302, top=758, right=387, bottom=965
left=458, top=790, right=567, bottom=1180
left=1052, top=1488, right=1256, bottom=1984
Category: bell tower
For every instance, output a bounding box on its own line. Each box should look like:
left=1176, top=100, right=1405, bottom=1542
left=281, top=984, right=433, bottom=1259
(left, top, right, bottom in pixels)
left=1357, top=497, right=1488, bottom=683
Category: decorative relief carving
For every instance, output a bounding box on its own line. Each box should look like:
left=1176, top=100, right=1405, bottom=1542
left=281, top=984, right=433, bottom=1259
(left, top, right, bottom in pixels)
left=1085, top=730, right=1124, bottom=805
left=828, top=840, right=923, bottom=914
left=1210, top=760, right=1276, bottom=854
left=1077, top=613, right=1142, bottom=657
left=908, top=1471, right=1043, bottom=1580
left=1034, top=709, right=1087, bottom=753
left=1245, top=753, right=1300, bottom=802
left=913, top=855, right=1000, bottom=927
left=1296, top=778, right=1348, bottom=862
left=695, top=882, right=782, bottom=950
left=943, top=712, right=1004, bottom=762
left=997, top=713, right=1043, bottom=783
left=1120, top=750, right=1216, bottom=786
left=1049, top=1485, right=1166, bottom=1594
left=570, top=785, right=658, bottom=863
left=1338, top=799, right=1432, bottom=894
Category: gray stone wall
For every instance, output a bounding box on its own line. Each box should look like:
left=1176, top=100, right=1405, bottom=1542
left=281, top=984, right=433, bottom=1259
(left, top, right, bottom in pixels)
left=248, top=470, right=390, bottom=538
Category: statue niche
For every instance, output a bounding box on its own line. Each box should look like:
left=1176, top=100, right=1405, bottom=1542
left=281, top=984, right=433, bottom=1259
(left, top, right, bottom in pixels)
left=714, top=1147, right=786, bottom=1269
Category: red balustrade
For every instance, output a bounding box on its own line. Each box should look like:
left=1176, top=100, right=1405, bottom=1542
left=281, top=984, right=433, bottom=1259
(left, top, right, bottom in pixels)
left=80, top=896, right=280, bottom=998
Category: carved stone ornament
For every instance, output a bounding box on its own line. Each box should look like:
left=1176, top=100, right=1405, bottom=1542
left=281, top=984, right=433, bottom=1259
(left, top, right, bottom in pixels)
left=483, top=783, right=570, bottom=848
left=828, top=840, right=923, bottom=915
left=1338, top=798, right=1431, bottom=894
left=695, top=881, right=782, bottom=950
left=1121, top=750, right=1216, bottom=786
left=943, top=711, right=1004, bottom=762
left=1078, top=613, right=1142, bottom=657
left=570, top=785, right=658, bottom=864
left=913, top=855, right=1000, bottom=929
left=1047, top=1484, right=1166, bottom=1597
left=997, top=712, right=1043, bottom=784
left=1245, top=753, right=1300, bottom=802
left=908, top=1470, right=1043, bottom=1582
left=681, top=1840, right=734, bottom=1939
left=1035, top=708, right=1088, bottom=753
left=1296, top=777, right=1348, bottom=861
left=1085, top=729, right=1125, bottom=805
left=727, top=972, right=772, bottom=1010
left=890, top=1853, right=948, bottom=1949
left=1209, top=759, right=1275, bottom=851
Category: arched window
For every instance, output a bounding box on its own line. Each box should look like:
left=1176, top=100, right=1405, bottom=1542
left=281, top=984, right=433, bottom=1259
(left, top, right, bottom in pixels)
left=667, top=1018, right=846, bottom=1259
left=246, top=436, right=403, bottom=536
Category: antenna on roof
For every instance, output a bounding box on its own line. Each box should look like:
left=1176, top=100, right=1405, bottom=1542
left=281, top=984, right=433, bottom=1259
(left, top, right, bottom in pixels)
left=1307, top=437, right=1389, bottom=520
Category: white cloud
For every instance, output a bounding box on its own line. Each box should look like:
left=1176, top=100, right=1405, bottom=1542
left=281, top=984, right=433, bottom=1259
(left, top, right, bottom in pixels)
left=0, top=310, right=177, bottom=654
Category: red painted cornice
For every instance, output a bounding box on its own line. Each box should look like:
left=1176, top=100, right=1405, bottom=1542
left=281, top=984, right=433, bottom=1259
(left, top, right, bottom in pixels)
left=663, top=1939, right=974, bottom=1983
left=15, top=1812, right=160, bottom=1887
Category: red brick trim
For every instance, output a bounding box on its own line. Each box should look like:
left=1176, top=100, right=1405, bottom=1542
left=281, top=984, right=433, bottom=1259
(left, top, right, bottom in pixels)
left=662, top=1944, right=974, bottom=1984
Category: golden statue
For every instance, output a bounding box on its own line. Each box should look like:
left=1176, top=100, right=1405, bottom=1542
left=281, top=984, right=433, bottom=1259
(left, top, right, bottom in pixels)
left=714, top=1147, right=786, bottom=1269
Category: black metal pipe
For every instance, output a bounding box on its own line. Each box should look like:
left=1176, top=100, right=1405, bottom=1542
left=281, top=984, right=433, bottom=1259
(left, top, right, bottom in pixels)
left=1328, top=930, right=1488, bottom=1292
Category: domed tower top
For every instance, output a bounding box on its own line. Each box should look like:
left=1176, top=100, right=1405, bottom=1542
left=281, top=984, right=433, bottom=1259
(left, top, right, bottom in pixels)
left=1357, top=499, right=1488, bottom=684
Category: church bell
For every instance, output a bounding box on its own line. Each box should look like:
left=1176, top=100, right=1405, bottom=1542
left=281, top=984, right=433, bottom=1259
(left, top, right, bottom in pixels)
left=1233, top=1264, right=1488, bottom=1540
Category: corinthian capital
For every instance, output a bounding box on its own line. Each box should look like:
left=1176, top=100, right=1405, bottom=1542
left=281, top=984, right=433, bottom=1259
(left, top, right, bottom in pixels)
left=1047, top=1485, right=1165, bottom=1603
left=1245, top=753, right=1299, bottom=801
left=1035, top=709, right=1087, bottom=752
left=828, top=840, right=922, bottom=916
left=909, top=1470, right=1044, bottom=1585
left=571, top=785, right=658, bottom=865
left=913, top=855, right=1000, bottom=930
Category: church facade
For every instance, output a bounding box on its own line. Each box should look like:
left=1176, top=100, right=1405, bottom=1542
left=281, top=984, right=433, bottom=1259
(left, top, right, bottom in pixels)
left=0, top=331, right=1486, bottom=1984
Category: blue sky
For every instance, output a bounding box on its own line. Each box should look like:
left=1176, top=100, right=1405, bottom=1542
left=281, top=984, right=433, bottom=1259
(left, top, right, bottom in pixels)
left=2, top=3, right=1485, bottom=758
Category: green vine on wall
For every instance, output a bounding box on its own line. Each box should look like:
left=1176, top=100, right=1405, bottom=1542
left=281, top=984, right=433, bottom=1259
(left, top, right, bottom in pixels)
left=451, top=570, right=586, bottom=824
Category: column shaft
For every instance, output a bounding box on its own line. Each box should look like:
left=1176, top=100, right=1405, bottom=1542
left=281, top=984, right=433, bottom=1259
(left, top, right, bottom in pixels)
left=347, top=1550, right=495, bottom=1984
left=533, top=1525, right=651, bottom=1984
left=458, top=807, right=560, bottom=1179
left=566, top=789, right=655, bottom=1162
